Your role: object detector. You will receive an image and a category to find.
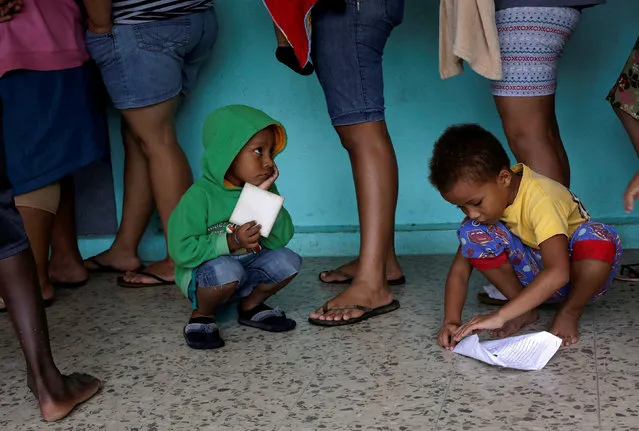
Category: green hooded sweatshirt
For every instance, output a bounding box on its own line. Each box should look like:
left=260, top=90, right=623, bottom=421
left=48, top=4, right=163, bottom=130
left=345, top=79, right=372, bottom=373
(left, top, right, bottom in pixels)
left=168, top=105, right=294, bottom=307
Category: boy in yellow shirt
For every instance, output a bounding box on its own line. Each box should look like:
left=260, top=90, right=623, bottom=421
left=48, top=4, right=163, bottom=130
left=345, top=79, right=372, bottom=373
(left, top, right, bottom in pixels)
left=429, top=124, right=622, bottom=348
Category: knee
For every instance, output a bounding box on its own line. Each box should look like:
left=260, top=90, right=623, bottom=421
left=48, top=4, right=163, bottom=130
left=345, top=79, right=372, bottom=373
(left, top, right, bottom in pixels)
left=127, top=121, right=178, bottom=158
left=264, top=248, right=302, bottom=282
left=335, top=122, right=390, bottom=153
left=457, top=218, right=490, bottom=242
left=14, top=182, right=61, bottom=215
left=196, top=258, right=245, bottom=289
left=502, top=120, right=558, bottom=154
left=457, top=219, right=500, bottom=257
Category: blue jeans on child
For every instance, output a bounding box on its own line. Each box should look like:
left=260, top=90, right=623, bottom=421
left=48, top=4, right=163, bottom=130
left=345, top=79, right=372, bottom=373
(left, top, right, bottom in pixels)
left=457, top=219, right=622, bottom=303
left=192, top=247, right=302, bottom=307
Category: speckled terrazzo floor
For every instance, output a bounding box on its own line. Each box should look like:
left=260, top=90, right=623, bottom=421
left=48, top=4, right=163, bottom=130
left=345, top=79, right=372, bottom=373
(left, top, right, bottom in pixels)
left=1, top=254, right=639, bottom=431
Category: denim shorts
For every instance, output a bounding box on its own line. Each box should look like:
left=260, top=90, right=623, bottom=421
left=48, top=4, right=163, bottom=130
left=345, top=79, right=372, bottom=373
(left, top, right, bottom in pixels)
left=85, top=9, right=218, bottom=110
left=192, top=247, right=302, bottom=307
left=312, top=0, right=404, bottom=126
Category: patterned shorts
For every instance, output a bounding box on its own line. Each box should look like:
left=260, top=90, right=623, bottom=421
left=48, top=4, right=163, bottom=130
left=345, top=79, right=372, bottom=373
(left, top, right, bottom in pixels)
left=457, top=219, right=622, bottom=303
left=492, top=7, right=581, bottom=97
left=607, top=36, right=639, bottom=120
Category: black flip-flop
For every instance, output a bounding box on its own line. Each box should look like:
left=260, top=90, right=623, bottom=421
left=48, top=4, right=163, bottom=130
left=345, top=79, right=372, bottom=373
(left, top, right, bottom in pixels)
left=52, top=279, right=88, bottom=289
left=308, top=299, right=400, bottom=327
left=318, top=269, right=406, bottom=286
left=477, top=292, right=508, bottom=306
left=84, top=256, right=144, bottom=274
left=117, top=271, right=175, bottom=288
left=183, top=317, right=225, bottom=350
left=615, top=263, right=639, bottom=282
left=238, top=303, right=296, bottom=332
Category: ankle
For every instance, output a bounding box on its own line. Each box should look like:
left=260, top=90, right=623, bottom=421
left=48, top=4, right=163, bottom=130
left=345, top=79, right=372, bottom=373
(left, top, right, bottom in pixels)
left=557, top=306, right=582, bottom=318
left=192, top=310, right=215, bottom=320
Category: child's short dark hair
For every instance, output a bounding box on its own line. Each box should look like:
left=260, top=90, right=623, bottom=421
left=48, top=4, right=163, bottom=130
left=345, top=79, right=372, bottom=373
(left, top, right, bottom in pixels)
left=429, top=124, right=511, bottom=193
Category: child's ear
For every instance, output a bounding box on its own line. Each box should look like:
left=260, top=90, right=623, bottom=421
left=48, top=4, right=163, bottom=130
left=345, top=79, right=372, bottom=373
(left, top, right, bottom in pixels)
left=498, top=168, right=511, bottom=188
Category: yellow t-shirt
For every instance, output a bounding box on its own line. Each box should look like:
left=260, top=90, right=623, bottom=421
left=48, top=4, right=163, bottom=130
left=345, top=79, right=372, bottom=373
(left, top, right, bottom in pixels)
left=501, top=164, right=590, bottom=249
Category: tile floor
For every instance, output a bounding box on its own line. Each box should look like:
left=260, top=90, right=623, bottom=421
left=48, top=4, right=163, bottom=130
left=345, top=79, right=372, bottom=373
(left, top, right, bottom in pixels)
left=1, top=254, right=638, bottom=431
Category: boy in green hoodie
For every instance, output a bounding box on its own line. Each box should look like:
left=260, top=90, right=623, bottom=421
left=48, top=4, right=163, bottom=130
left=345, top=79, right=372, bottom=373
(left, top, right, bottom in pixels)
left=168, top=105, right=302, bottom=349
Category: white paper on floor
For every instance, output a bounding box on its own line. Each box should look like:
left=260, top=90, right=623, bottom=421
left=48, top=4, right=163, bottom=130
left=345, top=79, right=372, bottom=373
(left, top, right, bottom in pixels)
left=483, top=284, right=508, bottom=301
left=453, top=331, right=562, bottom=371
left=229, top=183, right=284, bottom=238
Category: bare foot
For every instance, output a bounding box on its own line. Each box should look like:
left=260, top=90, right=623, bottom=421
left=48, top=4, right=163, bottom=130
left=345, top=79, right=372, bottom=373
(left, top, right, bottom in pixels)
left=550, top=308, right=580, bottom=346
left=309, top=280, right=393, bottom=321
left=490, top=309, right=539, bottom=338
left=319, top=257, right=403, bottom=283
left=41, top=280, right=55, bottom=303
left=38, top=373, right=101, bottom=422
left=48, top=255, right=88, bottom=285
left=120, top=258, right=174, bottom=286
left=84, top=249, right=141, bottom=273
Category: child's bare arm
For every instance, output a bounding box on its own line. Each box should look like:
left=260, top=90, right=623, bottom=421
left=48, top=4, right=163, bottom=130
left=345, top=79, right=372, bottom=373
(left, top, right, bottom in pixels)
left=438, top=247, right=472, bottom=349
left=454, top=234, right=570, bottom=341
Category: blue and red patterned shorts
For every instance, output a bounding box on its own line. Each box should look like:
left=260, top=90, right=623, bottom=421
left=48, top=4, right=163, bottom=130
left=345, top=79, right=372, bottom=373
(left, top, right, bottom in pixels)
left=458, top=219, right=622, bottom=303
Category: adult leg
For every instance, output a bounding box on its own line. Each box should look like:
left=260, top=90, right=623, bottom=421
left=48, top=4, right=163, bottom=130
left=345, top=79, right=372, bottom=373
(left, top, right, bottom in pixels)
left=495, top=95, right=569, bottom=186
left=117, top=96, right=188, bottom=285
left=0, top=110, right=99, bottom=420
left=492, top=7, right=581, bottom=187
left=311, top=121, right=398, bottom=320
left=49, top=176, right=89, bottom=285
left=0, top=250, right=101, bottom=421
left=84, top=120, right=153, bottom=273
left=15, top=184, right=60, bottom=303
left=309, top=0, right=405, bottom=322
left=614, top=107, right=639, bottom=155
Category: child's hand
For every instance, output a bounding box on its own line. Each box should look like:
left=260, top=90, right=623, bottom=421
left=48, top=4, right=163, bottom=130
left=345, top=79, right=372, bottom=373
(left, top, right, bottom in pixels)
left=258, top=165, right=279, bottom=191
left=453, top=311, right=505, bottom=342
left=231, top=221, right=261, bottom=250
left=437, top=323, right=461, bottom=350
left=624, top=171, right=639, bottom=213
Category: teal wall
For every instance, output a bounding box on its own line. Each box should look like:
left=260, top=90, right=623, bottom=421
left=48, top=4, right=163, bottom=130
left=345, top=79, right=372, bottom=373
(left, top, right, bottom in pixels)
left=80, top=0, right=639, bottom=259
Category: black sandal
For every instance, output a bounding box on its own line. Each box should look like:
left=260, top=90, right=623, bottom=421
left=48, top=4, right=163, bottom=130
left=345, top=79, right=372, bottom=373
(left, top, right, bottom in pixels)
left=183, top=317, right=224, bottom=350
left=616, top=263, right=639, bottom=282
left=238, top=303, right=296, bottom=332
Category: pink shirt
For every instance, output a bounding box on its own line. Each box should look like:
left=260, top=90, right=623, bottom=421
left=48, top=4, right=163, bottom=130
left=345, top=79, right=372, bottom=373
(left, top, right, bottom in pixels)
left=0, top=0, right=89, bottom=77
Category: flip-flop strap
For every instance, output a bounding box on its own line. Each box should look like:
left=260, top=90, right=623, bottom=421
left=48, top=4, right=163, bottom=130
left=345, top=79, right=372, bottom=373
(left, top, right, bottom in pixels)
left=251, top=308, right=285, bottom=322
left=321, top=303, right=372, bottom=314
left=135, top=271, right=171, bottom=284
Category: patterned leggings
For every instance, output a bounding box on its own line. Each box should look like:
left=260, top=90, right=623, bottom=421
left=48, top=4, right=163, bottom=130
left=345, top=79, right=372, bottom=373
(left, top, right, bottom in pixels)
left=457, top=219, right=622, bottom=303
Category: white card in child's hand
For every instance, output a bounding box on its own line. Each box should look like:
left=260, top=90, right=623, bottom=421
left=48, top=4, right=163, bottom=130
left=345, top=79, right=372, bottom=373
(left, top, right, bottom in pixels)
left=453, top=331, right=562, bottom=371
left=229, top=183, right=284, bottom=238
